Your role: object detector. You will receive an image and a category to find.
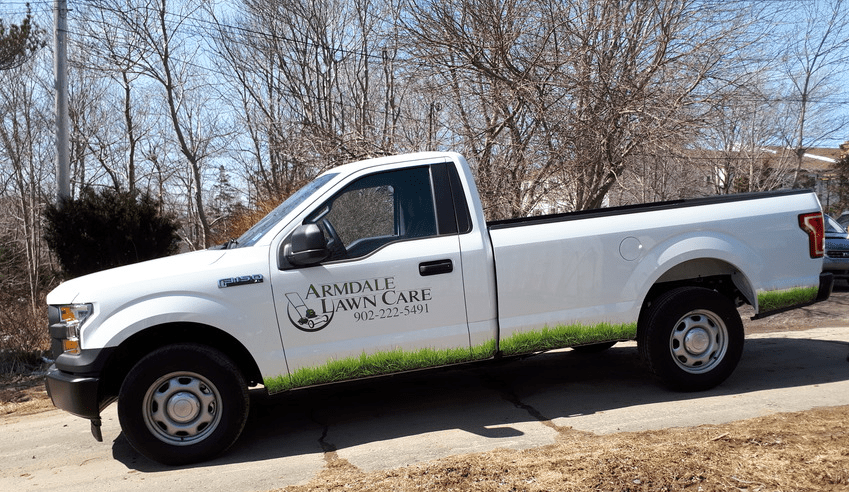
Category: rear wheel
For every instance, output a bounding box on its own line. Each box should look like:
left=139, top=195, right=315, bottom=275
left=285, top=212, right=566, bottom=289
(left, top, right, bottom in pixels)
left=118, top=343, right=249, bottom=465
left=639, top=287, right=744, bottom=391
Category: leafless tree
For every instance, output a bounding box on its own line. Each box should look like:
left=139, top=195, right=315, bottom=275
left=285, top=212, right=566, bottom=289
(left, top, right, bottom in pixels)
left=0, top=50, right=53, bottom=316
left=403, top=0, right=563, bottom=218
left=406, top=0, right=764, bottom=218
left=208, top=0, right=407, bottom=203
left=73, top=3, right=161, bottom=194
left=700, top=85, right=796, bottom=195
left=87, top=0, right=226, bottom=249
left=777, top=0, right=849, bottom=185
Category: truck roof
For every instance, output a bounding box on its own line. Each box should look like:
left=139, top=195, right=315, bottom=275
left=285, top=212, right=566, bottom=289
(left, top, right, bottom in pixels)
left=317, top=152, right=463, bottom=178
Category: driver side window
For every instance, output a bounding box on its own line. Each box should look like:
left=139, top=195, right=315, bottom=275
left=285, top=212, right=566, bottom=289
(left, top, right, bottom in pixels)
left=306, top=166, right=437, bottom=261
left=327, top=185, right=395, bottom=247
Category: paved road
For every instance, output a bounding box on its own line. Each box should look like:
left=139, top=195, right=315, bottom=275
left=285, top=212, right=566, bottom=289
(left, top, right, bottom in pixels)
left=2, top=327, right=848, bottom=492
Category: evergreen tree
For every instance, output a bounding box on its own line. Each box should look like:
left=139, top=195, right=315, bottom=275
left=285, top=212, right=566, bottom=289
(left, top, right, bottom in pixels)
left=43, top=189, right=179, bottom=278
left=0, top=4, right=43, bottom=70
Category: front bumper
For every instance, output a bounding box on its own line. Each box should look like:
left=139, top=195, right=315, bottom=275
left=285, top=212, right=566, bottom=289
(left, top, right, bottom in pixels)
left=44, top=365, right=102, bottom=420
left=43, top=346, right=117, bottom=441
left=823, top=256, right=849, bottom=279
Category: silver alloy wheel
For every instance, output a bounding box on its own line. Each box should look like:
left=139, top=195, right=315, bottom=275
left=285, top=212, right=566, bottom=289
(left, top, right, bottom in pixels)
left=669, top=309, right=728, bottom=374
left=142, top=371, right=222, bottom=446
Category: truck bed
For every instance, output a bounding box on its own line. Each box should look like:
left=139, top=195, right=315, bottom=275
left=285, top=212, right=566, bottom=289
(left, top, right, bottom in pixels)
left=487, top=188, right=823, bottom=342
left=488, top=189, right=814, bottom=230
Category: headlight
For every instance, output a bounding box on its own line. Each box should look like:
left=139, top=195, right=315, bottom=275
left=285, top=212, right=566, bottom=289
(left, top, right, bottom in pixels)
left=53, top=303, right=93, bottom=355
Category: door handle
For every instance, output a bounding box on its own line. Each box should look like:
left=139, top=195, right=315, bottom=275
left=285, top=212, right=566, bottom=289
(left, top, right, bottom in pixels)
left=419, top=259, right=453, bottom=276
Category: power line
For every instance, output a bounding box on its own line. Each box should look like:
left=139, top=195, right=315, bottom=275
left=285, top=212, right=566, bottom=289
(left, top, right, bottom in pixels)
left=62, top=23, right=849, bottom=109
left=71, top=0, right=393, bottom=62
left=13, top=0, right=848, bottom=141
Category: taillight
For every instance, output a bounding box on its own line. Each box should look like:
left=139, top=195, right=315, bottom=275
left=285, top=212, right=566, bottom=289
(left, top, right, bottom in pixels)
left=799, top=212, right=825, bottom=258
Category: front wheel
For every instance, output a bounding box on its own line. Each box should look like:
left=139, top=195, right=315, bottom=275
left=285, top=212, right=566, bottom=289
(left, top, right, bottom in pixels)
left=118, top=344, right=249, bottom=465
left=639, top=287, right=744, bottom=391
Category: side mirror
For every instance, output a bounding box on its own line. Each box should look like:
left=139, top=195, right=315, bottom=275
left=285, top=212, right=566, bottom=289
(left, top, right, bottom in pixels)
left=283, top=223, right=330, bottom=267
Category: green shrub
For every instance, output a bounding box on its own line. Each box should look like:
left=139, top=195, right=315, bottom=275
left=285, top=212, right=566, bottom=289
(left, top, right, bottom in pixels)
left=43, top=188, right=179, bottom=278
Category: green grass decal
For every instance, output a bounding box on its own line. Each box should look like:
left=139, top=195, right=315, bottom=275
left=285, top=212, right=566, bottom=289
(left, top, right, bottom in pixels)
left=265, top=342, right=494, bottom=393
left=264, top=322, right=636, bottom=393
left=499, top=322, right=637, bottom=357
left=758, top=287, right=818, bottom=312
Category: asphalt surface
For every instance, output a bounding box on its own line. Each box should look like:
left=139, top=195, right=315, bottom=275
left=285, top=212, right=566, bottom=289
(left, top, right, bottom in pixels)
left=2, top=326, right=848, bottom=491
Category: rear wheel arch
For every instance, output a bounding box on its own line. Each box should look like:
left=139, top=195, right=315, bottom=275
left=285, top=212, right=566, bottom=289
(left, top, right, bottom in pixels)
left=653, top=258, right=754, bottom=302
left=638, top=258, right=752, bottom=340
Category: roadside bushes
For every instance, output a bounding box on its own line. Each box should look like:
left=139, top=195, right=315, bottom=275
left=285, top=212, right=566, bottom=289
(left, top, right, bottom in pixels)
left=0, top=293, right=48, bottom=373
left=0, top=236, right=51, bottom=370
left=0, top=189, right=178, bottom=375
left=43, top=188, right=179, bottom=278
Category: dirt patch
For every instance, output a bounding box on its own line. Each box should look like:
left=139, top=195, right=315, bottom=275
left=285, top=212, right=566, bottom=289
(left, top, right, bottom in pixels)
left=0, top=348, right=53, bottom=417
left=0, top=372, right=52, bottom=417
left=282, top=406, right=849, bottom=492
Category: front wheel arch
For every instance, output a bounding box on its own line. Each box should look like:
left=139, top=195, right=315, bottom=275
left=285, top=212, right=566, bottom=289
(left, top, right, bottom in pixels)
left=99, top=322, right=263, bottom=404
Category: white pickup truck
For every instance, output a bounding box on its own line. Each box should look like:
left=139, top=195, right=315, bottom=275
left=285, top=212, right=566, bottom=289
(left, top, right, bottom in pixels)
left=45, top=152, right=832, bottom=465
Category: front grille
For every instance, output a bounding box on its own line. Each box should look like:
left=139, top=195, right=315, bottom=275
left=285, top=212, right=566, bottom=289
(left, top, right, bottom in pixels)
left=827, top=250, right=849, bottom=259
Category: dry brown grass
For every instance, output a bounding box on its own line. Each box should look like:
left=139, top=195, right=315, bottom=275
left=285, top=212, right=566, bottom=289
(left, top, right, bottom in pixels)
left=282, top=406, right=849, bottom=492
left=0, top=372, right=52, bottom=417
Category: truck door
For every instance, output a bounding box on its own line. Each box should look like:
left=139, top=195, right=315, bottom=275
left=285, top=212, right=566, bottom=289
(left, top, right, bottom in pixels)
left=270, top=164, right=471, bottom=386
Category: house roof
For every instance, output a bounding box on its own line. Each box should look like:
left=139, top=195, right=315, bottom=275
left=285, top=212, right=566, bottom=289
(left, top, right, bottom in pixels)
left=801, top=148, right=839, bottom=172
left=806, top=147, right=843, bottom=162
left=760, top=146, right=842, bottom=172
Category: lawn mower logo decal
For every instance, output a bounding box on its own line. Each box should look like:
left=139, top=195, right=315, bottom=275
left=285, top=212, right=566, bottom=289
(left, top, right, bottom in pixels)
left=285, top=276, right=432, bottom=332
left=286, top=292, right=333, bottom=332
left=284, top=277, right=395, bottom=332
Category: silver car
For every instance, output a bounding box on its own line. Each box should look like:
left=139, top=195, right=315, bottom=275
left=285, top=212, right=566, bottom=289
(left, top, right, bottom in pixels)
left=824, top=215, right=849, bottom=281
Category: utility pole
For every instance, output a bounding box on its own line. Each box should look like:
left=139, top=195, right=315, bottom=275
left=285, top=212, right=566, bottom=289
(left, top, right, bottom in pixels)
left=54, top=0, right=70, bottom=206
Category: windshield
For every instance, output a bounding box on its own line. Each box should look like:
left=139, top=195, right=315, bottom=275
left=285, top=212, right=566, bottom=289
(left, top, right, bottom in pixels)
left=234, top=173, right=338, bottom=247
left=826, top=215, right=846, bottom=234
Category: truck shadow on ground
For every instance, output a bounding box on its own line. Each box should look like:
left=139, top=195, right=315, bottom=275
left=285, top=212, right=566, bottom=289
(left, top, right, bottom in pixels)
left=112, top=333, right=849, bottom=471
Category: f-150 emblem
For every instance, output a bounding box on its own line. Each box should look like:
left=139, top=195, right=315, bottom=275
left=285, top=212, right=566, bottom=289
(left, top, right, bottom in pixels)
left=218, top=274, right=264, bottom=288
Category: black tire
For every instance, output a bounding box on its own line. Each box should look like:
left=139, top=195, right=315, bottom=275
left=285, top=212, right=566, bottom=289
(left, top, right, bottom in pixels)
left=639, top=287, right=744, bottom=391
left=571, top=341, right=617, bottom=353
left=118, top=344, right=249, bottom=465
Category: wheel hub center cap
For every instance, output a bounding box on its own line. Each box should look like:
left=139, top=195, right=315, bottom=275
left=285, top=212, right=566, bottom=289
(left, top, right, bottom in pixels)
left=167, top=391, right=200, bottom=423
left=684, top=328, right=710, bottom=354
